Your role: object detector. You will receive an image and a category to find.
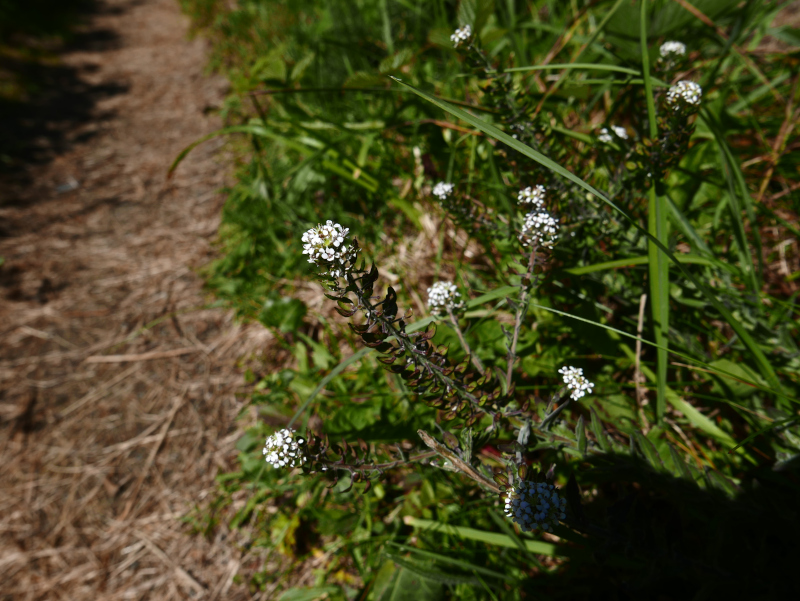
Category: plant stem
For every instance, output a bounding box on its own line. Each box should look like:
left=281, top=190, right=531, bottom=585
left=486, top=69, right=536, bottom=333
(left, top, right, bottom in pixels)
left=447, top=307, right=485, bottom=375
left=347, top=271, right=491, bottom=416
left=505, top=250, right=537, bottom=390
left=324, top=450, right=438, bottom=474
left=540, top=394, right=572, bottom=430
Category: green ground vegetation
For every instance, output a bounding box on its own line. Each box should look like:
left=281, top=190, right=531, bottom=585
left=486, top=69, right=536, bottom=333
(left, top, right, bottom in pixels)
left=179, top=0, right=800, bottom=598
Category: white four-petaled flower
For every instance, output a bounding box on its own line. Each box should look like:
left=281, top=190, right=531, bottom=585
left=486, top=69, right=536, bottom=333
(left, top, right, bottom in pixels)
left=432, top=181, right=455, bottom=200
left=558, top=365, right=594, bottom=400
left=451, top=25, right=472, bottom=47
left=598, top=125, right=628, bottom=144
left=427, top=281, right=464, bottom=316
left=659, top=41, right=686, bottom=58
left=518, top=185, right=547, bottom=208
left=519, top=209, right=559, bottom=249
left=263, top=429, right=307, bottom=469
left=666, top=80, right=702, bottom=109
left=301, top=220, right=358, bottom=277
left=504, top=480, right=567, bottom=532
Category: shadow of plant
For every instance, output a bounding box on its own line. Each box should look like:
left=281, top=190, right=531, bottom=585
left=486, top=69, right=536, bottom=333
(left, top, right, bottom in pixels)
left=529, top=454, right=800, bottom=599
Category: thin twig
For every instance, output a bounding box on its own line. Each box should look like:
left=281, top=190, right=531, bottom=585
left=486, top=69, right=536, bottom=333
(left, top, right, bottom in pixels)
left=85, top=347, right=201, bottom=364
left=447, top=307, right=485, bottom=375
left=417, top=430, right=500, bottom=494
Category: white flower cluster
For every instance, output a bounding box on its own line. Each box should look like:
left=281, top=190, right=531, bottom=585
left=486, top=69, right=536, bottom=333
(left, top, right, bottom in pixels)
left=263, top=428, right=306, bottom=469
left=504, top=480, right=567, bottom=532
left=517, top=185, right=546, bottom=208
left=432, top=181, right=454, bottom=200
left=427, top=281, right=464, bottom=316
left=301, top=220, right=358, bottom=277
left=659, top=40, right=686, bottom=58
left=519, top=209, right=559, bottom=249
left=598, top=125, right=628, bottom=144
left=666, top=80, right=702, bottom=109
left=450, top=25, right=472, bottom=47
left=558, top=365, right=594, bottom=400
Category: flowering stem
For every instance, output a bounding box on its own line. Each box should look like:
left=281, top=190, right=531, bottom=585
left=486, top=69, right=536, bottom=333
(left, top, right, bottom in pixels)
left=505, top=250, right=538, bottom=391
left=323, top=450, right=438, bottom=475
left=346, top=272, right=491, bottom=417
left=447, top=307, right=485, bottom=376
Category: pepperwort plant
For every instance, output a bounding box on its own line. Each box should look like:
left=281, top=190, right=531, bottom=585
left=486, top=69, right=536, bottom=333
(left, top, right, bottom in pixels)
left=261, top=27, right=709, bottom=537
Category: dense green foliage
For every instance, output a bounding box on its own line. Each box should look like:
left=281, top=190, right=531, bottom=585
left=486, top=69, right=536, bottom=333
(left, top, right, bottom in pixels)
left=180, top=0, right=800, bottom=598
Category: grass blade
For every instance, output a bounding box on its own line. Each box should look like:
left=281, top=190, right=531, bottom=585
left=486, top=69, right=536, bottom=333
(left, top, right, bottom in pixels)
left=640, top=0, right=669, bottom=425
left=403, top=516, right=561, bottom=556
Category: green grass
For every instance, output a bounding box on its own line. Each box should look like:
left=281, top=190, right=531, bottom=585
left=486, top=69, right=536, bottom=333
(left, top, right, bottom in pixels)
left=179, top=0, right=800, bottom=598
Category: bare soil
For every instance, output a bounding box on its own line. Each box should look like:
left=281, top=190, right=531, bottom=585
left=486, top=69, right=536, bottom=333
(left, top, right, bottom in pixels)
left=0, top=1, right=272, bottom=598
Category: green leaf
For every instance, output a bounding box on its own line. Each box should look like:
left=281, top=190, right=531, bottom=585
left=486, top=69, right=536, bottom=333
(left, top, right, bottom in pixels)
left=287, top=347, right=372, bottom=428
left=565, top=254, right=737, bottom=275
left=385, top=543, right=510, bottom=581
left=403, top=516, right=562, bottom=556
left=384, top=554, right=477, bottom=586
left=576, top=416, right=587, bottom=455
left=708, top=359, right=766, bottom=398
left=379, top=48, right=415, bottom=74
left=667, top=443, right=694, bottom=481
left=633, top=431, right=663, bottom=470
left=590, top=408, right=610, bottom=452
left=252, top=46, right=287, bottom=82
left=260, top=295, right=307, bottom=333
left=278, top=586, right=340, bottom=601
left=457, top=0, right=495, bottom=34
left=375, top=562, right=444, bottom=601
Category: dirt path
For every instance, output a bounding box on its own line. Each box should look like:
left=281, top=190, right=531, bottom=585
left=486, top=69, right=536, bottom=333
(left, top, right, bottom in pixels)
left=0, top=1, right=269, bottom=598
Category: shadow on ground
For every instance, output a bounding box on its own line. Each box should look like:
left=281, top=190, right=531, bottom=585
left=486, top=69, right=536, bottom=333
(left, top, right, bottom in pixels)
left=0, top=0, right=127, bottom=179
left=525, top=454, right=800, bottom=599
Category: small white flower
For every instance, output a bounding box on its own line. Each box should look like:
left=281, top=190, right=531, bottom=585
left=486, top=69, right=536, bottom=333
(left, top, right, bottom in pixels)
left=263, top=429, right=307, bottom=469
left=301, top=220, right=358, bottom=277
left=432, top=181, right=455, bottom=200
left=504, top=480, right=567, bottom=532
left=659, top=41, right=686, bottom=58
left=558, top=365, right=594, bottom=400
left=666, top=80, right=702, bottom=109
left=598, top=125, right=628, bottom=144
left=427, top=281, right=464, bottom=316
left=450, top=24, right=472, bottom=47
left=517, top=185, right=546, bottom=208
left=519, top=209, right=559, bottom=249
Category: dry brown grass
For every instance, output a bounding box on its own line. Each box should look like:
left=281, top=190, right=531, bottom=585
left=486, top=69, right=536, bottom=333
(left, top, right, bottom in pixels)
left=0, top=1, right=276, bottom=598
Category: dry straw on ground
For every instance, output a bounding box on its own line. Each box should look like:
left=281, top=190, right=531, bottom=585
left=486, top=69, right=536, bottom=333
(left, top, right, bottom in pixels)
left=0, top=0, right=272, bottom=598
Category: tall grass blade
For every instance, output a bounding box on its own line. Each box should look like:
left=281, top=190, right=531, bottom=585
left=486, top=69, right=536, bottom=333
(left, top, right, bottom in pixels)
left=640, top=0, right=669, bottom=425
